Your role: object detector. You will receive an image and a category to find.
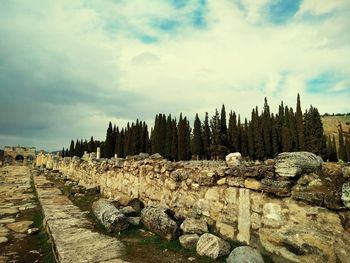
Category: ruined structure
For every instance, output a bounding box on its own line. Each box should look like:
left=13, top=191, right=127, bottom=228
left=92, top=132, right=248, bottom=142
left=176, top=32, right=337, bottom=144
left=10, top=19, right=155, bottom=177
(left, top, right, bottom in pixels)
left=39, top=152, right=350, bottom=263
left=3, top=146, right=36, bottom=164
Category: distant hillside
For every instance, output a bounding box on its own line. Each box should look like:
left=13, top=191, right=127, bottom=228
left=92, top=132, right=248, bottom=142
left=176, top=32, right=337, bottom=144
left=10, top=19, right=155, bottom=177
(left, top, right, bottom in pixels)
left=322, top=116, right=350, bottom=144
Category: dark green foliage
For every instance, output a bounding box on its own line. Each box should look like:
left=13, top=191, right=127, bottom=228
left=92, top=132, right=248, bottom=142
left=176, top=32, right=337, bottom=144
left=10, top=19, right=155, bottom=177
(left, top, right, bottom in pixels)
left=104, top=122, right=114, bottom=158
left=69, top=140, right=74, bottom=157
left=338, top=124, right=346, bottom=161
left=64, top=94, right=330, bottom=162
left=202, top=112, right=211, bottom=159
left=304, top=106, right=327, bottom=158
left=192, top=113, right=203, bottom=159
left=295, top=93, right=305, bottom=150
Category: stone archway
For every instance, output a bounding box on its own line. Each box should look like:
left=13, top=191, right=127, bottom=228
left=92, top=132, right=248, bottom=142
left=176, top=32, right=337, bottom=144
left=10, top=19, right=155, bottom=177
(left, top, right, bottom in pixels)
left=15, top=155, right=25, bottom=162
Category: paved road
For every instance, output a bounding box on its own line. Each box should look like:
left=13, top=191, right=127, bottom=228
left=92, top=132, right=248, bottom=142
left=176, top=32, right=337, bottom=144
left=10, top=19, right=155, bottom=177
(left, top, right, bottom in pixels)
left=0, top=166, right=40, bottom=263
left=34, top=172, right=127, bottom=263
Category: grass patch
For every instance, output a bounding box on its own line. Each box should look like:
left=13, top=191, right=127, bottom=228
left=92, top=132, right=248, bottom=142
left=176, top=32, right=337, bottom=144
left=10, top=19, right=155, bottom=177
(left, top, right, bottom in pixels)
left=30, top=174, right=56, bottom=263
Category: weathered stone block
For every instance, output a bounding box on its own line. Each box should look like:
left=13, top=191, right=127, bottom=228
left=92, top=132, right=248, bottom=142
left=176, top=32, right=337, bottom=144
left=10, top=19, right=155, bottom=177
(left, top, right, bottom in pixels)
left=196, top=233, right=231, bottom=259
left=262, top=203, right=283, bottom=228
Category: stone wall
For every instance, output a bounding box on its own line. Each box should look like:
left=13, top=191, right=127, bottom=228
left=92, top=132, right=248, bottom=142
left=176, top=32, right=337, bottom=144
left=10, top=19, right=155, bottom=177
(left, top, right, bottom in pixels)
left=50, top=154, right=350, bottom=263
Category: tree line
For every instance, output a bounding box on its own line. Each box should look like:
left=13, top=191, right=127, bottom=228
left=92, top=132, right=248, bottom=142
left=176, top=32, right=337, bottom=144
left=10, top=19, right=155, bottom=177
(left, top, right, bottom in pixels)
left=62, top=94, right=349, bottom=162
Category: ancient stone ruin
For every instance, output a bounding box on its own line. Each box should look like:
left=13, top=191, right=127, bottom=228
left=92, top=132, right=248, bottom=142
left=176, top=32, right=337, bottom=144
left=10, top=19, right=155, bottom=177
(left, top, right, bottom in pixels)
left=2, top=146, right=36, bottom=165
left=35, top=151, right=350, bottom=262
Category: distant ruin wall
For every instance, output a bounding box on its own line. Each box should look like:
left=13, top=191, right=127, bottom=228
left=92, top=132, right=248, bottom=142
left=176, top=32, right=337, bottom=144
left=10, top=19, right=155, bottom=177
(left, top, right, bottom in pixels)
left=49, top=156, right=350, bottom=263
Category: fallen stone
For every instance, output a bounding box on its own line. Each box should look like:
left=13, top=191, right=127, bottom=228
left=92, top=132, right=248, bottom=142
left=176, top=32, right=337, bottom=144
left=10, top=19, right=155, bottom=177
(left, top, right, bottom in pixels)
left=127, top=217, right=140, bottom=226
left=179, top=234, right=199, bottom=249
left=92, top=199, right=129, bottom=232
left=149, top=153, right=163, bottom=160
left=180, top=218, right=208, bottom=235
left=196, top=233, right=231, bottom=259
left=85, top=186, right=100, bottom=194
left=27, top=227, right=39, bottom=235
left=226, top=152, right=242, bottom=167
left=141, top=206, right=179, bottom=241
left=6, top=221, right=33, bottom=233
left=227, top=246, right=264, bottom=263
left=341, top=182, right=350, bottom=209
left=119, top=206, right=137, bottom=216
left=127, top=198, right=143, bottom=213
left=0, top=237, right=8, bottom=244
left=275, top=152, right=322, bottom=178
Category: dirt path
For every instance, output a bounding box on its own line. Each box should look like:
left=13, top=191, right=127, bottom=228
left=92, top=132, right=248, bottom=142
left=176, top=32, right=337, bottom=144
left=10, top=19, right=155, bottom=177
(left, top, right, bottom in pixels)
left=0, top=165, right=54, bottom=263
left=33, top=172, right=127, bottom=263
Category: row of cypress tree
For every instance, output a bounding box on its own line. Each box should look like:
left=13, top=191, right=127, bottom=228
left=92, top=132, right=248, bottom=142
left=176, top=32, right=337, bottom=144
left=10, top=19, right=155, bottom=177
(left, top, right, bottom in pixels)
left=62, top=94, right=347, bottom=162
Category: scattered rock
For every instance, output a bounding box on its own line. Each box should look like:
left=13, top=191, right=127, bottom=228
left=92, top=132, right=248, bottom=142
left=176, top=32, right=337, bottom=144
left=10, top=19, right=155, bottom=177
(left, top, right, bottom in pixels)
left=6, top=221, right=33, bottom=233
left=127, top=217, right=140, bottom=226
left=127, top=198, right=143, bottom=213
left=0, top=236, right=8, bottom=244
left=27, top=228, right=39, bottom=235
left=341, top=182, right=350, bottom=209
left=274, top=152, right=322, bottom=178
left=92, top=199, right=129, bottom=232
left=85, top=186, right=100, bottom=194
left=227, top=246, right=264, bottom=263
left=149, top=153, right=163, bottom=160
left=179, top=234, right=199, bottom=249
left=119, top=206, right=137, bottom=216
left=141, top=206, right=179, bottom=241
left=196, top=233, right=231, bottom=259
left=226, top=153, right=242, bottom=167
left=180, top=218, right=208, bottom=235
left=244, top=179, right=262, bottom=191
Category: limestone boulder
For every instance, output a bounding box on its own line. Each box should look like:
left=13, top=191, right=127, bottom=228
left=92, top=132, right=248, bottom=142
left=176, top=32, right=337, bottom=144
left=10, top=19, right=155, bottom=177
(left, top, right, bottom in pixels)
left=180, top=218, right=208, bottom=235
left=227, top=246, right=264, bottom=263
left=179, top=234, right=199, bottom=249
left=341, top=182, right=350, bottom=209
left=140, top=206, right=179, bottom=241
left=226, top=153, right=242, bottom=167
left=274, top=152, right=322, bottom=178
left=92, top=199, right=129, bottom=232
left=6, top=221, right=33, bottom=233
left=196, top=233, right=231, bottom=259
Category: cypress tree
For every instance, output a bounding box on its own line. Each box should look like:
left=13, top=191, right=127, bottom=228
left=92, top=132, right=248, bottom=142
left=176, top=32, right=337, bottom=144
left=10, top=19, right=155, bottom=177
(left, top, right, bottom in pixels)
left=332, top=135, right=338, bottom=162
left=237, top=115, right=242, bottom=153
left=202, top=112, right=211, bottom=159
left=338, top=123, right=346, bottom=161
left=210, top=109, right=221, bottom=159
left=241, top=118, right=249, bottom=157
left=193, top=113, right=203, bottom=159
left=104, top=122, right=114, bottom=158
left=88, top=136, right=95, bottom=153
left=220, top=104, right=228, bottom=147
left=69, top=140, right=74, bottom=157
left=289, top=107, right=298, bottom=151
left=247, top=120, right=255, bottom=158
left=295, top=93, right=305, bottom=150
left=171, top=119, right=178, bottom=161
left=228, top=111, right=238, bottom=152
left=65, top=148, right=69, bottom=158
left=304, top=106, right=326, bottom=156
left=165, top=115, right=173, bottom=159
left=178, top=113, right=190, bottom=160
left=262, top=97, right=272, bottom=158
left=271, top=114, right=279, bottom=157
left=62, top=147, right=65, bottom=157
left=345, top=135, right=350, bottom=162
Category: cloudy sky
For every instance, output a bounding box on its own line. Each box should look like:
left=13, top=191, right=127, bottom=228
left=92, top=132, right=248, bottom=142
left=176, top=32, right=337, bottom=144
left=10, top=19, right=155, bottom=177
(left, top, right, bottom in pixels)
left=0, top=0, right=349, bottom=151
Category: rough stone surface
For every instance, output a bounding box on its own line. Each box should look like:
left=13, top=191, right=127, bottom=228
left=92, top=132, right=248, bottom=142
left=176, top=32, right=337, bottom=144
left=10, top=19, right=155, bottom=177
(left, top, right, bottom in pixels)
left=227, top=246, right=264, bottom=263
left=341, top=182, right=350, bottom=209
left=28, top=227, right=39, bottom=235
left=275, top=152, right=322, bottom=177
left=127, top=217, right=140, bottom=226
left=0, top=236, right=8, bottom=244
left=6, top=221, right=33, bottom=233
left=196, top=233, right=231, bottom=259
left=34, top=175, right=126, bottom=263
left=179, top=234, right=199, bottom=249
left=92, top=199, right=130, bottom=232
left=141, top=206, right=179, bottom=241
left=180, top=218, right=208, bottom=235
left=226, top=153, right=242, bottom=167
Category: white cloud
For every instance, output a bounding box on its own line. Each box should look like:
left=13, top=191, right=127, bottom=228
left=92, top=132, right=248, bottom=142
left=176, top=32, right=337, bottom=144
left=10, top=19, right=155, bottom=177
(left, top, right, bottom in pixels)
left=0, top=0, right=350, bottom=150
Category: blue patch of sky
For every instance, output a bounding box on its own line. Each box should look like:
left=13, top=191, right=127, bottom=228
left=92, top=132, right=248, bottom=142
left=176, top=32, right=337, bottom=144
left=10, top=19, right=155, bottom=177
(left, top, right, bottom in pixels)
left=192, top=0, right=207, bottom=29
left=266, top=0, right=302, bottom=24
left=135, top=33, right=158, bottom=44
left=306, top=73, right=344, bottom=94
left=170, top=0, right=187, bottom=9
left=151, top=18, right=179, bottom=32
